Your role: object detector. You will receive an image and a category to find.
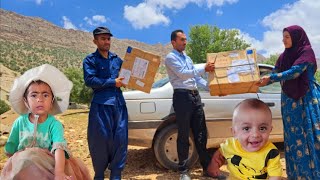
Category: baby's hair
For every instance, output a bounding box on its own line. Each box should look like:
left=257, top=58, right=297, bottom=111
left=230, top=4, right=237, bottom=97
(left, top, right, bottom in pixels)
left=23, top=80, right=54, bottom=100
left=234, top=98, right=272, bottom=117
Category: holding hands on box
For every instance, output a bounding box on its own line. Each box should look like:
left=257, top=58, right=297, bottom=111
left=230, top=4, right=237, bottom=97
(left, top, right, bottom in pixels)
left=256, top=75, right=270, bottom=87
left=205, top=61, right=215, bottom=72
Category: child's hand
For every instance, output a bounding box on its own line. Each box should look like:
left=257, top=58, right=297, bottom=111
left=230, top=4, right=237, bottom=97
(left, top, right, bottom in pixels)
left=5, top=152, right=13, bottom=158
left=212, top=149, right=225, bottom=167
left=54, top=172, right=72, bottom=180
left=207, top=161, right=221, bottom=177
left=207, top=148, right=225, bottom=177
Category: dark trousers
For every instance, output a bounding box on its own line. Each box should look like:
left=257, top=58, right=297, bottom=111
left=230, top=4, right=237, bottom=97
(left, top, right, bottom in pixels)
left=173, top=89, right=211, bottom=173
left=88, top=102, right=128, bottom=180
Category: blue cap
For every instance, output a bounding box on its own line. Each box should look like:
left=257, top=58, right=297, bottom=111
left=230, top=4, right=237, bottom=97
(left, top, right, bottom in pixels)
left=93, top=27, right=113, bottom=36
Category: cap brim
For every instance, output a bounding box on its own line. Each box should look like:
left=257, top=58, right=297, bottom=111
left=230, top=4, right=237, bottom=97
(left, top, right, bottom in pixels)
left=94, top=32, right=113, bottom=36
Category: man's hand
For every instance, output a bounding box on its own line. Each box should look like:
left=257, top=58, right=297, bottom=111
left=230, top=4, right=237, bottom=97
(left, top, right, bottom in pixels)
left=115, top=77, right=125, bottom=88
left=205, top=62, right=215, bottom=72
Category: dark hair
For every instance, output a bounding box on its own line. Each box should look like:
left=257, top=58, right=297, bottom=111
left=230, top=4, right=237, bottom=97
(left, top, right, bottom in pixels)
left=234, top=98, right=272, bottom=116
left=23, top=80, right=53, bottom=99
left=171, top=29, right=184, bottom=41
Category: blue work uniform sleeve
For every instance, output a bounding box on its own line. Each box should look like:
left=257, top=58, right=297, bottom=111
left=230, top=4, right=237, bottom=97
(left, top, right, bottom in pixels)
left=83, top=57, right=116, bottom=88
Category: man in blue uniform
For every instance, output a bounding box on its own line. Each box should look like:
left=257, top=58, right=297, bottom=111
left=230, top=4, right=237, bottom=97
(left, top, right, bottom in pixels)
left=83, top=27, right=128, bottom=180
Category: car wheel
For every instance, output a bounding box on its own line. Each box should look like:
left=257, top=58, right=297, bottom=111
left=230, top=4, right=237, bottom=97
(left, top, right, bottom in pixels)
left=153, top=123, right=199, bottom=170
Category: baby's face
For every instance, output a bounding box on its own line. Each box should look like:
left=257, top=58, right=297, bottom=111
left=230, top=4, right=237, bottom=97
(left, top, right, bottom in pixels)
left=232, top=108, right=272, bottom=152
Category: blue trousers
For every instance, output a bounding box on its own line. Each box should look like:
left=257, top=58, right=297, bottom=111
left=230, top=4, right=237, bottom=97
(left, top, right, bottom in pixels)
left=88, top=102, right=128, bottom=180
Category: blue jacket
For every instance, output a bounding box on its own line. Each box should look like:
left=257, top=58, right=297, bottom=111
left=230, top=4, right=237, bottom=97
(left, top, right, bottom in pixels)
left=83, top=49, right=125, bottom=105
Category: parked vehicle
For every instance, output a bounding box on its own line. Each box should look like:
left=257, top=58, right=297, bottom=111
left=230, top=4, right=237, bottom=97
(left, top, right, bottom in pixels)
left=123, top=64, right=283, bottom=170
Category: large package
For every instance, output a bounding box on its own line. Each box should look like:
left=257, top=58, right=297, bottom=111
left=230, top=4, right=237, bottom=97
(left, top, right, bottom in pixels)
left=207, top=49, right=260, bottom=96
left=119, top=46, right=161, bottom=93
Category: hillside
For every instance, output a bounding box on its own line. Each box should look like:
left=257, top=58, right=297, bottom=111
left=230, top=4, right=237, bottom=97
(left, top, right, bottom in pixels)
left=1, top=8, right=319, bottom=101
left=0, top=64, right=20, bottom=104
left=0, top=9, right=172, bottom=73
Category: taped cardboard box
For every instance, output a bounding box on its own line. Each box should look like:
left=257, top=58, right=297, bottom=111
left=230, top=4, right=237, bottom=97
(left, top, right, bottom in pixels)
left=207, top=49, right=260, bottom=96
left=120, top=46, right=161, bottom=93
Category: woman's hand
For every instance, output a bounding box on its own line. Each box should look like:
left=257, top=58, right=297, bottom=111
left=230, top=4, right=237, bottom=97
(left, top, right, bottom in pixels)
left=256, top=75, right=270, bottom=87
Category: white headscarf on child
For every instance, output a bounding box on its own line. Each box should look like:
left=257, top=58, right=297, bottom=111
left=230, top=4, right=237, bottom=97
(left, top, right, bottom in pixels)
left=9, top=64, right=73, bottom=115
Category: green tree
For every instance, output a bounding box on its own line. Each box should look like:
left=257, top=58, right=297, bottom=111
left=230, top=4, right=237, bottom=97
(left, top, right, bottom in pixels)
left=315, top=71, right=320, bottom=82
left=186, top=25, right=250, bottom=63
left=0, top=99, right=10, bottom=114
left=64, top=68, right=92, bottom=105
left=264, top=54, right=280, bottom=66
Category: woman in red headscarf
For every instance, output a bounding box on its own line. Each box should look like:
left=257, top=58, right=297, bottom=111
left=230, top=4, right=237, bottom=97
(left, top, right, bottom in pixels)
left=257, top=25, right=320, bottom=179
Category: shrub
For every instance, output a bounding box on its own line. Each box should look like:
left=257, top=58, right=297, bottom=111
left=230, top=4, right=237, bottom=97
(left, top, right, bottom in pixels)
left=0, top=99, right=10, bottom=114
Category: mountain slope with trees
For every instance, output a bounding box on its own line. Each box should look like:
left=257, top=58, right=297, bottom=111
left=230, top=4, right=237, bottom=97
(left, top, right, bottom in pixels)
left=0, top=9, right=172, bottom=73
left=1, top=9, right=319, bottom=106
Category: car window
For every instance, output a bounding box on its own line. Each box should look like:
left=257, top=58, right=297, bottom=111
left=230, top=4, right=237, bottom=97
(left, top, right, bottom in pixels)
left=152, top=77, right=169, bottom=88
left=259, top=82, right=281, bottom=93
left=258, top=67, right=281, bottom=94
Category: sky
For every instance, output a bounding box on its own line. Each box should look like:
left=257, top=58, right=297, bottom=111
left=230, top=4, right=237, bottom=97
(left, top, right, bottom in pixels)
left=2, top=0, right=319, bottom=58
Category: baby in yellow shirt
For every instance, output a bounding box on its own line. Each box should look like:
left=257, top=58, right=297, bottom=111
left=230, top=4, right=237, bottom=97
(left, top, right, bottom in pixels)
left=207, top=98, right=282, bottom=180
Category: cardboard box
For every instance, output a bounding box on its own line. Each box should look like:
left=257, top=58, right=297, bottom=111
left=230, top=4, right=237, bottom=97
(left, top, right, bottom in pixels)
left=207, top=49, right=260, bottom=96
left=119, top=46, right=161, bottom=93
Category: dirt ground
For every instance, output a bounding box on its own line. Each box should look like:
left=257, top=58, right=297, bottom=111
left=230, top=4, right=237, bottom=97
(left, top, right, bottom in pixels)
left=0, top=110, right=288, bottom=179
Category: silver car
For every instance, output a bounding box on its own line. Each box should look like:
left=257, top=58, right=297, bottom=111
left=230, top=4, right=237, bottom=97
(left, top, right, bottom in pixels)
left=123, top=64, right=283, bottom=170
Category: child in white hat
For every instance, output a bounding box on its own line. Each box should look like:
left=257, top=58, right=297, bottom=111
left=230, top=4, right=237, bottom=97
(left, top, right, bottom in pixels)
left=1, top=64, right=91, bottom=180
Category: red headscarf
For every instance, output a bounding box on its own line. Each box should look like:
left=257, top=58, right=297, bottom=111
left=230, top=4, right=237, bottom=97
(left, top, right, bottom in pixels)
left=275, top=25, right=317, bottom=100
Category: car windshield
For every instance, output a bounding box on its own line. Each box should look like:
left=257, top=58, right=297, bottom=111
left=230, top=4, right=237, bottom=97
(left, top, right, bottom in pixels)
left=152, top=77, right=169, bottom=88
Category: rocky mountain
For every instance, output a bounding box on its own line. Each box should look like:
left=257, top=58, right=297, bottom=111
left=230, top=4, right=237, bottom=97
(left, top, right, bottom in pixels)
left=0, top=64, right=20, bottom=104
left=0, top=9, right=172, bottom=73
left=0, top=8, right=278, bottom=73
left=1, top=8, right=319, bottom=100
